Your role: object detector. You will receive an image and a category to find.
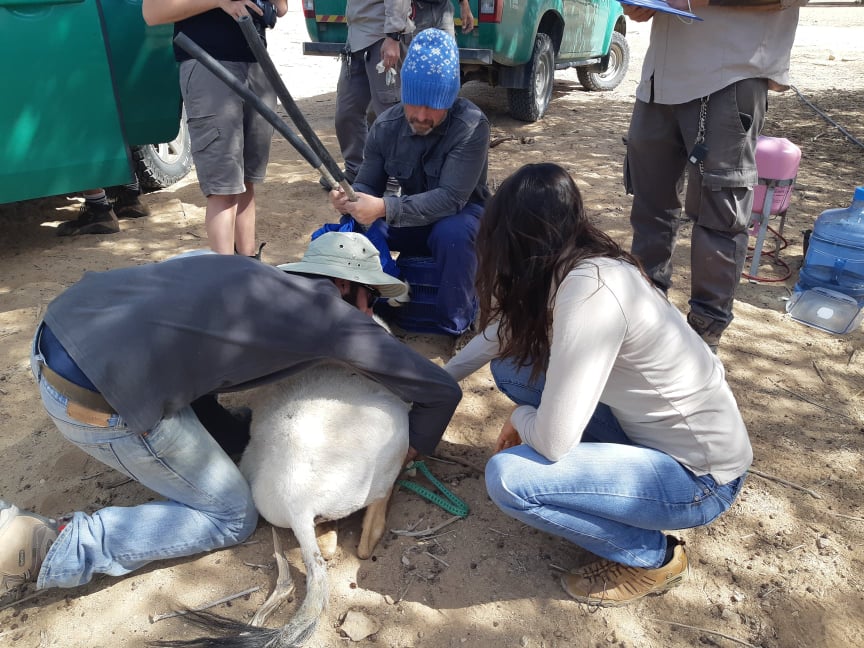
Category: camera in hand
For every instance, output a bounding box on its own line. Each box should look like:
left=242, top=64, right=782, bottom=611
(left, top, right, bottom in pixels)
left=251, top=0, right=277, bottom=36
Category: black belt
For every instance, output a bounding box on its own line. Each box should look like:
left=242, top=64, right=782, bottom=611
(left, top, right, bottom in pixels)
left=40, top=363, right=115, bottom=427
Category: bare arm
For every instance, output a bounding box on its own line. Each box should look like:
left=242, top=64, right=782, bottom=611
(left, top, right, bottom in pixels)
left=142, top=0, right=264, bottom=26
left=622, top=6, right=656, bottom=21
left=495, top=410, right=522, bottom=453
left=459, top=0, right=475, bottom=33
left=381, top=36, right=402, bottom=72
left=330, top=188, right=386, bottom=226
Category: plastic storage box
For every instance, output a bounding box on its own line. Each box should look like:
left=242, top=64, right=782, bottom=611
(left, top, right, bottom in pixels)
left=390, top=256, right=442, bottom=334
left=787, top=287, right=864, bottom=334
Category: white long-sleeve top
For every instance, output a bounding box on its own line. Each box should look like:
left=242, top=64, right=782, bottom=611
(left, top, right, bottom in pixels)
left=444, top=258, right=752, bottom=484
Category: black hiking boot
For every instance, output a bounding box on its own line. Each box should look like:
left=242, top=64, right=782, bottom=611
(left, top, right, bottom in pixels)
left=112, top=186, right=149, bottom=219
left=56, top=202, right=120, bottom=237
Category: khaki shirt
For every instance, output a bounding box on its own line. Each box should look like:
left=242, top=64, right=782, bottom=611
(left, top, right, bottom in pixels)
left=636, top=5, right=805, bottom=105
left=346, top=0, right=413, bottom=52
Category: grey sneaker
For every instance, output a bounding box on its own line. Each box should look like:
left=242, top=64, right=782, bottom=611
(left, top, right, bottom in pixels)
left=0, top=501, right=58, bottom=594
left=56, top=201, right=120, bottom=236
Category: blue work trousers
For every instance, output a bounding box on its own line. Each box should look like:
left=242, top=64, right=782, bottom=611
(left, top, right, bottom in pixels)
left=377, top=201, right=483, bottom=335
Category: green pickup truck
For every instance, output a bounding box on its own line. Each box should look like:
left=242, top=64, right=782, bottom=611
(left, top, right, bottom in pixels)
left=0, top=0, right=191, bottom=205
left=301, top=0, right=629, bottom=122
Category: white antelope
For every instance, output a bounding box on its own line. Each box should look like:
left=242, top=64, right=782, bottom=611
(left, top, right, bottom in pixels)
left=156, top=360, right=409, bottom=648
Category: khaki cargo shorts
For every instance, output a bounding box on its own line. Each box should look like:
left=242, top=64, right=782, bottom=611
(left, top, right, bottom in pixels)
left=179, top=59, right=276, bottom=196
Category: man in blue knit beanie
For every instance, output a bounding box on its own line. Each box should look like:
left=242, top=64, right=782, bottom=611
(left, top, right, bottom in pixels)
left=330, top=28, right=491, bottom=337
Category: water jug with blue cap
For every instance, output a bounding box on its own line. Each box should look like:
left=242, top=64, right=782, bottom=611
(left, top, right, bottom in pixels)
left=787, top=186, right=864, bottom=333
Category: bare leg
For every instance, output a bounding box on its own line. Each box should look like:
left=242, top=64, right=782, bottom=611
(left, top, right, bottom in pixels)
left=233, top=182, right=257, bottom=256
left=250, top=527, right=296, bottom=627
left=205, top=193, right=240, bottom=255
left=357, top=488, right=393, bottom=560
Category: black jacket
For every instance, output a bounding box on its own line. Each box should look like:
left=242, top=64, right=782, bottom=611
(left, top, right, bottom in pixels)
left=354, top=97, right=491, bottom=228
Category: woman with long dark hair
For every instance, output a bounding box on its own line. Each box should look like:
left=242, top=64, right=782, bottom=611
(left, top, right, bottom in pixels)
left=445, top=163, right=751, bottom=606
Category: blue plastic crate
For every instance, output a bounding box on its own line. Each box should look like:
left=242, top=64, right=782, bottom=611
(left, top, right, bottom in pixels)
left=394, top=256, right=441, bottom=333
left=408, top=283, right=437, bottom=305
left=382, top=256, right=477, bottom=334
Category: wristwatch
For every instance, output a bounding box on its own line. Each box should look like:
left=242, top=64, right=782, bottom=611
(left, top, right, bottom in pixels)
left=386, top=32, right=402, bottom=42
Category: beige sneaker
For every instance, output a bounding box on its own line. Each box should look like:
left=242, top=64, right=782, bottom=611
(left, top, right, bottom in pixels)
left=0, top=501, right=58, bottom=594
left=561, top=541, right=688, bottom=607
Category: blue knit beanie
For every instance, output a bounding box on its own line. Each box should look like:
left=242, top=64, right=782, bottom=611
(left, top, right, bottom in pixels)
left=401, top=28, right=460, bottom=110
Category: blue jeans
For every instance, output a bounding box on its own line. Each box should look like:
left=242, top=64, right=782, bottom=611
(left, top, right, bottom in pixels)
left=382, top=202, right=483, bottom=335
left=485, top=358, right=745, bottom=568
left=30, top=330, right=257, bottom=589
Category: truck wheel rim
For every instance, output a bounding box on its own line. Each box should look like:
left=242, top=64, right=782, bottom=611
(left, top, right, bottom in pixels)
left=598, top=45, right=622, bottom=81
left=535, top=55, right=552, bottom=109
left=152, top=127, right=187, bottom=165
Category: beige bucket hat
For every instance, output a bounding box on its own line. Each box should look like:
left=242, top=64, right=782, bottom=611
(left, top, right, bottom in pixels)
left=278, top=231, right=407, bottom=299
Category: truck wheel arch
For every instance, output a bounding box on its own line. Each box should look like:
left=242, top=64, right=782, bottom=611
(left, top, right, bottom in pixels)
left=506, top=32, right=556, bottom=122
left=133, top=105, right=193, bottom=191
left=576, top=30, right=629, bottom=92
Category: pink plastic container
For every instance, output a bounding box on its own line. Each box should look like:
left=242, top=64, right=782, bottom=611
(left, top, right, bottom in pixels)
left=752, top=135, right=802, bottom=215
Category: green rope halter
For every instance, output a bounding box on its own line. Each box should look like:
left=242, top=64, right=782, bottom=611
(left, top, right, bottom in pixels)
left=396, top=460, right=469, bottom=518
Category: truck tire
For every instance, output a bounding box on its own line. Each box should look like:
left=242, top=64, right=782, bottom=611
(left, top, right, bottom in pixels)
left=577, top=31, right=629, bottom=92
left=507, top=33, right=554, bottom=123
left=132, top=107, right=193, bottom=191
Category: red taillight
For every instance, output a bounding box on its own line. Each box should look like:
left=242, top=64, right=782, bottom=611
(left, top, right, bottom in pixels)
left=478, top=0, right=502, bottom=23
left=302, top=0, right=314, bottom=19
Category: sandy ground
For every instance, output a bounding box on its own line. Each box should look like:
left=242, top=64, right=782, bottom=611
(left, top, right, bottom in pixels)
left=2, top=5, right=864, bottom=648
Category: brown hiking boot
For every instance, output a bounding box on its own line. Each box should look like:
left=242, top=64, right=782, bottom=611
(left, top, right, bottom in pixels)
left=56, top=201, right=120, bottom=236
left=0, top=501, right=58, bottom=594
left=686, top=312, right=725, bottom=353
left=561, top=542, right=688, bottom=607
left=112, top=187, right=149, bottom=219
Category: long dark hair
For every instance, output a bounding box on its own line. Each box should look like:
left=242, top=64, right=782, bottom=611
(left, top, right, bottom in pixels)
left=475, top=163, right=642, bottom=378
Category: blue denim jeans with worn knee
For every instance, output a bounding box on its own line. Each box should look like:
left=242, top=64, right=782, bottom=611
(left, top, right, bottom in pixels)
left=30, top=328, right=258, bottom=589
left=485, top=358, right=745, bottom=568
